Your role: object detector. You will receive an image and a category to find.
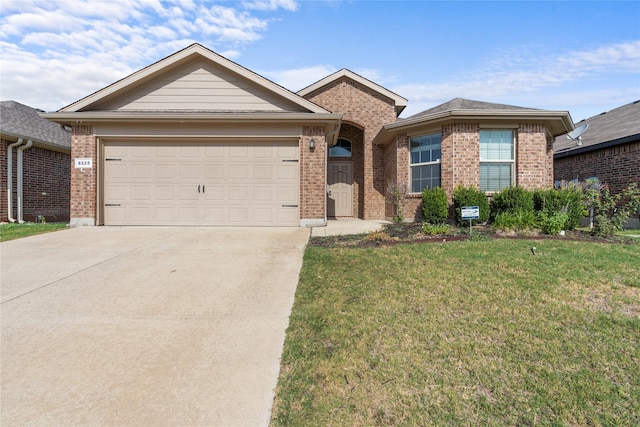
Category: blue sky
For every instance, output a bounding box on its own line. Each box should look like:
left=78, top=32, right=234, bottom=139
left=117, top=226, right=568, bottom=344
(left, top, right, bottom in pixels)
left=1, top=0, right=639, bottom=122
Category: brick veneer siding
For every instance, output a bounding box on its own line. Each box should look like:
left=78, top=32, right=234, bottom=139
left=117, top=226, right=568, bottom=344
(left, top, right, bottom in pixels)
left=300, top=127, right=327, bottom=221
left=70, top=126, right=97, bottom=224
left=1, top=138, right=70, bottom=223
left=393, top=123, right=555, bottom=222
left=302, top=77, right=398, bottom=220
left=554, top=139, right=640, bottom=195
left=328, top=122, right=364, bottom=217
left=517, top=124, right=553, bottom=188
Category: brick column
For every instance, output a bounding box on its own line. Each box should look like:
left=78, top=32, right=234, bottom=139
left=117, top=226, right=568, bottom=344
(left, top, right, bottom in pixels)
left=517, top=124, right=550, bottom=189
left=300, top=126, right=326, bottom=226
left=70, top=125, right=97, bottom=226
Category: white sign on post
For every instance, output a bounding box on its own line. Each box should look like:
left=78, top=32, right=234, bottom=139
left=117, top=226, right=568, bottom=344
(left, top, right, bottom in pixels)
left=461, top=206, right=480, bottom=220
left=74, top=158, right=93, bottom=169
left=461, top=205, right=480, bottom=238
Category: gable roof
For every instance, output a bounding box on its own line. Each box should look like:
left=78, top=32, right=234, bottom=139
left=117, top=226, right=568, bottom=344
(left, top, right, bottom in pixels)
left=408, top=98, right=537, bottom=118
left=554, top=100, right=640, bottom=158
left=374, top=98, right=573, bottom=145
left=297, top=69, right=408, bottom=116
left=0, top=101, right=70, bottom=152
left=56, top=43, right=330, bottom=115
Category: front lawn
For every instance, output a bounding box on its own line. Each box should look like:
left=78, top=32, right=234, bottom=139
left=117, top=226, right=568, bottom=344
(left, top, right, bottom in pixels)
left=272, top=238, right=640, bottom=426
left=0, top=222, right=68, bottom=242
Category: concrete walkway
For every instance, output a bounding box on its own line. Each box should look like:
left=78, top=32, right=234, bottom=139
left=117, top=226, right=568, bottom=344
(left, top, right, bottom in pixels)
left=310, top=218, right=390, bottom=237
left=1, top=226, right=309, bottom=426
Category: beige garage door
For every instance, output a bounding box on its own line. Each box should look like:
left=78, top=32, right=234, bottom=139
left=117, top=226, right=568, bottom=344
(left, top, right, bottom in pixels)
left=103, top=142, right=299, bottom=226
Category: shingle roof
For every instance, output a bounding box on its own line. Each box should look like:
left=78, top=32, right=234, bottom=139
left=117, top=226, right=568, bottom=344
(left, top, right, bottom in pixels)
left=408, top=98, right=538, bottom=118
left=554, top=100, right=640, bottom=156
left=0, top=100, right=71, bottom=151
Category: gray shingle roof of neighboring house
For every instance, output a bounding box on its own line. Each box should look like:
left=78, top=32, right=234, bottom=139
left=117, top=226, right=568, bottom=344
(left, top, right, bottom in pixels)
left=554, top=100, right=640, bottom=158
left=408, top=98, right=538, bottom=118
left=0, top=100, right=71, bottom=151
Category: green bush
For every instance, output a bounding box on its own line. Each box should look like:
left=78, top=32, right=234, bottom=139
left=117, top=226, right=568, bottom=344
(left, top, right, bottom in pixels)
left=533, top=188, right=585, bottom=230
left=588, top=183, right=640, bottom=237
left=422, top=186, right=449, bottom=224
left=453, top=186, right=489, bottom=225
left=490, top=186, right=534, bottom=220
left=538, top=211, right=569, bottom=235
left=493, top=210, right=537, bottom=231
left=422, top=223, right=450, bottom=235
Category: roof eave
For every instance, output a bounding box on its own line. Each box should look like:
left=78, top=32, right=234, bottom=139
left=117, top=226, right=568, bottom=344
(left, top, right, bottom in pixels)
left=41, top=111, right=343, bottom=126
left=0, top=130, right=71, bottom=153
left=374, top=109, right=573, bottom=145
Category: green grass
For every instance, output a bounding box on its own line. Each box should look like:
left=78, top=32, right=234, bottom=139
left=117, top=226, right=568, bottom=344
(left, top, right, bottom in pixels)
left=619, top=229, right=640, bottom=237
left=0, top=222, right=68, bottom=242
left=272, top=239, right=640, bottom=426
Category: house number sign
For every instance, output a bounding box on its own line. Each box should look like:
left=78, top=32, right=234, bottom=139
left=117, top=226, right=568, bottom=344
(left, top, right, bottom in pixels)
left=74, top=158, right=93, bottom=168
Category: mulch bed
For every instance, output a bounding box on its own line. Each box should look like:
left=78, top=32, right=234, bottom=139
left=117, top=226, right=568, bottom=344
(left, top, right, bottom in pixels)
left=309, top=223, right=634, bottom=248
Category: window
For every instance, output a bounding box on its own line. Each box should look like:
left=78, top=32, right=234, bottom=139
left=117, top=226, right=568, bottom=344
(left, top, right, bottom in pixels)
left=329, top=138, right=352, bottom=157
left=480, top=130, right=514, bottom=192
left=410, top=133, right=441, bottom=193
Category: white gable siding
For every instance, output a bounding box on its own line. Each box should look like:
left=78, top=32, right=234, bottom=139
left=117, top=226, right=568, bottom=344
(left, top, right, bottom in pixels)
left=93, top=60, right=306, bottom=112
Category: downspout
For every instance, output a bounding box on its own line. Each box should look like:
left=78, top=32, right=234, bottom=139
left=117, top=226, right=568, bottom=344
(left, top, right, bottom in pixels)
left=17, top=139, right=33, bottom=223
left=7, top=138, right=24, bottom=222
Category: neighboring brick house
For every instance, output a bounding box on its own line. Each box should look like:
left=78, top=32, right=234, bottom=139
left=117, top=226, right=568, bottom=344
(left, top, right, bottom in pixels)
left=554, top=100, right=640, bottom=195
left=1, top=101, right=71, bottom=223
left=43, top=43, right=573, bottom=227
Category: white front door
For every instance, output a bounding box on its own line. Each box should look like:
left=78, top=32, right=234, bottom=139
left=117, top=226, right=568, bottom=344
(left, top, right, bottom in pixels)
left=327, top=161, right=353, bottom=217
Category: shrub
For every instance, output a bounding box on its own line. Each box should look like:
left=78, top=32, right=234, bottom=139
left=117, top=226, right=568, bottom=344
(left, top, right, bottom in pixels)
left=490, top=186, right=534, bottom=220
left=538, top=211, right=569, bottom=235
left=453, top=186, right=489, bottom=225
left=587, top=183, right=640, bottom=237
left=386, top=182, right=408, bottom=223
left=422, top=186, right=448, bottom=224
left=533, top=187, right=585, bottom=230
left=493, top=210, right=537, bottom=231
left=422, top=223, right=450, bottom=235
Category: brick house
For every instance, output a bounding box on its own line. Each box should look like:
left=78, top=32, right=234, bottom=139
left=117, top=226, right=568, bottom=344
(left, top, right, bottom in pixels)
left=554, top=100, right=640, bottom=195
left=1, top=101, right=71, bottom=223
left=43, top=43, right=573, bottom=227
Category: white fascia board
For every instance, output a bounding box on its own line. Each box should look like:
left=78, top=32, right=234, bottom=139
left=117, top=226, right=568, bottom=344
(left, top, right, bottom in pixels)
left=59, top=44, right=330, bottom=114
left=42, top=111, right=342, bottom=125
left=375, top=109, right=573, bottom=145
left=298, top=69, right=408, bottom=109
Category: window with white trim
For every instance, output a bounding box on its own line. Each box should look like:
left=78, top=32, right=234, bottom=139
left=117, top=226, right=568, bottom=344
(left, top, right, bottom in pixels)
left=329, top=138, right=352, bottom=157
left=410, top=133, right=441, bottom=193
left=480, top=129, right=515, bottom=192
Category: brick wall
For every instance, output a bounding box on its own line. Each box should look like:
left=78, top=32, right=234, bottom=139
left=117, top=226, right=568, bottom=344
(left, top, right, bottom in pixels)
left=302, top=77, right=398, bottom=220
left=554, top=140, right=640, bottom=195
left=396, top=123, right=554, bottom=222
left=517, top=124, right=553, bottom=188
left=1, top=138, right=70, bottom=223
left=70, top=126, right=97, bottom=222
left=300, top=127, right=326, bottom=220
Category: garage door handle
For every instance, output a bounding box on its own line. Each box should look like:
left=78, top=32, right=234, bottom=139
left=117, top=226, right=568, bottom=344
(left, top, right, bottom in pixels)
left=282, top=204, right=298, bottom=208
left=105, top=204, right=121, bottom=207
left=198, top=185, right=201, bottom=193
left=202, top=185, right=205, bottom=193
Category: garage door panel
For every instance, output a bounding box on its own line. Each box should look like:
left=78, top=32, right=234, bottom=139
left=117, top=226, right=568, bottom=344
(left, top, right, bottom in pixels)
left=104, top=142, right=299, bottom=226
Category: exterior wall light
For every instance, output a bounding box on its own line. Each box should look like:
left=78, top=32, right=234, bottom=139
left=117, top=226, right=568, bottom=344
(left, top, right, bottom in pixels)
left=309, top=138, right=316, bottom=150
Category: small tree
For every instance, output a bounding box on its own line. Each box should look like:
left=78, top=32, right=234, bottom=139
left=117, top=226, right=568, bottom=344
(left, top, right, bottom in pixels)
left=587, top=183, right=640, bottom=237
left=422, top=186, right=448, bottom=224
left=386, top=182, right=409, bottom=223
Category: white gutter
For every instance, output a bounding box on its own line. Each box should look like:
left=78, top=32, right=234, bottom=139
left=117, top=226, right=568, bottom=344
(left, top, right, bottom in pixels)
left=17, top=139, right=33, bottom=223
left=6, top=138, right=24, bottom=222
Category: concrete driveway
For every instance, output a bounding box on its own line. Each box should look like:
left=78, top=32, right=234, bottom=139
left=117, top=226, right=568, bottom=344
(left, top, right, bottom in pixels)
left=1, top=226, right=309, bottom=426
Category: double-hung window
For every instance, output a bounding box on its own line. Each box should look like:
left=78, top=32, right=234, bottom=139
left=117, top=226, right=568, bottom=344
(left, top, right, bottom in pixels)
left=480, top=130, right=514, bottom=192
left=410, top=133, right=441, bottom=193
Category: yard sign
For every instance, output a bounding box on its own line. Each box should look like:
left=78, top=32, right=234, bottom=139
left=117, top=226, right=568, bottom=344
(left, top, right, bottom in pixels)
left=461, top=206, right=480, bottom=236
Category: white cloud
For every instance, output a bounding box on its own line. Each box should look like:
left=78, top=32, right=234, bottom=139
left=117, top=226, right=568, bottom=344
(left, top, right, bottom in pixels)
left=0, top=0, right=299, bottom=111
left=242, top=0, right=298, bottom=12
